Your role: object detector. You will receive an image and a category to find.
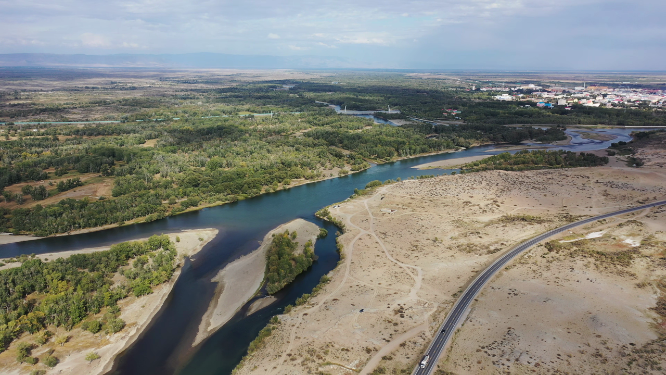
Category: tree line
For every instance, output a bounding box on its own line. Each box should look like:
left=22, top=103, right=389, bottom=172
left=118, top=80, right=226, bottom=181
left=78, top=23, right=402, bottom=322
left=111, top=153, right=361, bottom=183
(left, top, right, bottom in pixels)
left=461, top=150, right=609, bottom=172
left=0, top=235, right=176, bottom=355
left=265, top=230, right=316, bottom=295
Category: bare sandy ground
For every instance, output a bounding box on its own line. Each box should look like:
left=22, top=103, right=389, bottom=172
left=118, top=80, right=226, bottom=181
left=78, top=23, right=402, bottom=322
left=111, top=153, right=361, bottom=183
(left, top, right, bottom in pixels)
left=412, top=155, right=489, bottom=170
left=390, top=119, right=418, bottom=126
left=192, top=219, right=319, bottom=346
left=0, top=234, right=37, bottom=245
left=0, top=228, right=218, bottom=375
left=234, top=155, right=666, bottom=374
left=0, top=245, right=114, bottom=271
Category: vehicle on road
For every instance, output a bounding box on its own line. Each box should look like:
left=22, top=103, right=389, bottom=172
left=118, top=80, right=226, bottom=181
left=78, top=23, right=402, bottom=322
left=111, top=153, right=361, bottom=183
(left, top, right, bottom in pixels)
left=411, top=199, right=666, bottom=375
left=420, top=355, right=430, bottom=368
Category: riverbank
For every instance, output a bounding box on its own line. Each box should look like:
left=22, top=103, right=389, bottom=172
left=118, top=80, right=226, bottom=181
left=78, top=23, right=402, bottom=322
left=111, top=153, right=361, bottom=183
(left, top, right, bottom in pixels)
left=233, top=152, right=666, bottom=374
left=412, top=155, right=488, bottom=170
left=0, top=228, right=218, bottom=375
left=0, top=233, right=38, bottom=245
left=0, top=147, right=458, bottom=243
left=192, top=219, right=320, bottom=346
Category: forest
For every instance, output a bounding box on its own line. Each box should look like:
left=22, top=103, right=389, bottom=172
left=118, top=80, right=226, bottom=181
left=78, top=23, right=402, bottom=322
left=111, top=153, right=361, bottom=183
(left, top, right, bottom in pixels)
left=0, top=235, right=176, bottom=364
left=0, top=108, right=564, bottom=236
left=7, top=71, right=656, bottom=236
left=461, top=150, right=609, bottom=172
left=264, top=230, right=315, bottom=295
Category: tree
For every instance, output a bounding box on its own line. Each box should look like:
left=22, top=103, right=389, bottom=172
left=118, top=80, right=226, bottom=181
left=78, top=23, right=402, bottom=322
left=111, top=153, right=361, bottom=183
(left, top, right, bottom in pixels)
left=85, top=352, right=100, bottom=363
left=21, top=185, right=34, bottom=196
left=34, top=330, right=52, bottom=345
left=44, top=355, right=59, bottom=367
left=85, top=320, right=102, bottom=334
left=54, top=336, right=69, bottom=347
left=16, top=342, right=33, bottom=363
left=105, top=318, right=125, bottom=334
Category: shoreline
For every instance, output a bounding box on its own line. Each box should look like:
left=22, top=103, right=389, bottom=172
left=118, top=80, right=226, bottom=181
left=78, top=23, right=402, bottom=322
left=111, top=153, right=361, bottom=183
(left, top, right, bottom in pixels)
left=192, top=219, right=320, bottom=346
left=0, top=228, right=218, bottom=375
left=87, top=229, right=218, bottom=375
left=412, top=155, right=489, bottom=170
left=0, top=148, right=462, bottom=245
left=233, top=158, right=666, bottom=374
left=0, top=124, right=622, bottom=244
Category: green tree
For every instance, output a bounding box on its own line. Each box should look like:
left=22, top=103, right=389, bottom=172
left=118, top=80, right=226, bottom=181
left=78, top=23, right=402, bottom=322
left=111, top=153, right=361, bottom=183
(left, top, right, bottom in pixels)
left=44, top=355, right=59, bottom=367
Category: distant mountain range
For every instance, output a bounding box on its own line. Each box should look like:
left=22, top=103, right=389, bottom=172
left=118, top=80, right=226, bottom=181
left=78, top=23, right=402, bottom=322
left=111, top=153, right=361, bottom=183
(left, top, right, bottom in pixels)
left=0, top=53, right=356, bottom=69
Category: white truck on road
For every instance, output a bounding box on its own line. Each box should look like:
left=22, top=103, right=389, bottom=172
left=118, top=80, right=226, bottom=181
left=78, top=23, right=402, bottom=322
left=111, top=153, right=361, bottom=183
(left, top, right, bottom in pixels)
left=420, top=355, right=430, bottom=368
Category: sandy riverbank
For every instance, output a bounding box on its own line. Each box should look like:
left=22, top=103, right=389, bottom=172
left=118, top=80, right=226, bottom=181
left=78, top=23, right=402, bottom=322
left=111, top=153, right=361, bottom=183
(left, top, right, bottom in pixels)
left=0, top=234, right=38, bottom=245
left=412, top=155, right=489, bottom=170
left=0, top=228, right=218, bottom=375
left=234, top=141, right=666, bottom=375
left=192, top=219, right=320, bottom=346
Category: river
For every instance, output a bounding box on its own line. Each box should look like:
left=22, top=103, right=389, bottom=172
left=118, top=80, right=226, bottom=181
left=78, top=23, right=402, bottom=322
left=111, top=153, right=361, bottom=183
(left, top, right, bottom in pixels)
left=0, top=126, right=645, bottom=375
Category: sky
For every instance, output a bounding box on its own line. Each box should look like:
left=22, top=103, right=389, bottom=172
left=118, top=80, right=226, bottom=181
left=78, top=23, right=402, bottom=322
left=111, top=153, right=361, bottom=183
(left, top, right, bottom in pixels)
left=1, top=0, right=665, bottom=70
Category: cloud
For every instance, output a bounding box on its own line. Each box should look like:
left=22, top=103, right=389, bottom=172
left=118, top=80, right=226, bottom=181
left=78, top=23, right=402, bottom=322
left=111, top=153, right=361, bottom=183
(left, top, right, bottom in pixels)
left=80, top=33, right=111, bottom=48
left=121, top=42, right=141, bottom=49
left=0, top=0, right=664, bottom=69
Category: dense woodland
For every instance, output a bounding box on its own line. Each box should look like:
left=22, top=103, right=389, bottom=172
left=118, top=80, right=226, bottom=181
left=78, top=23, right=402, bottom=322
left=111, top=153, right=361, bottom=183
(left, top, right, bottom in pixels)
left=0, top=107, right=565, bottom=236
left=461, top=150, right=609, bottom=172
left=264, top=230, right=315, bottom=295
left=2, top=73, right=658, bottom=236
left=0, top=235, right=176, bottom=362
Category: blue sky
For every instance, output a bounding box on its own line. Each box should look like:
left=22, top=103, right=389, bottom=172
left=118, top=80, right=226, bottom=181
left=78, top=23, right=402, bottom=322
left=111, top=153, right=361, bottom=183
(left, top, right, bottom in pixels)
left=1, top=0, right=664, bottom=70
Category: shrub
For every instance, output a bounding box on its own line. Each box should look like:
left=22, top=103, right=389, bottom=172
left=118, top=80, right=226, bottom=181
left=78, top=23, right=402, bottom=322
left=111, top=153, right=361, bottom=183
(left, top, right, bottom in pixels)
left=85, top=352, right=101, bottom=363
left=105, top=318, right=126, bottom=334
left=365, top=180, right=383, bottom=189
left=85, top=320, right=102, bottom=334
left=44, top=355, right=59, bottom=367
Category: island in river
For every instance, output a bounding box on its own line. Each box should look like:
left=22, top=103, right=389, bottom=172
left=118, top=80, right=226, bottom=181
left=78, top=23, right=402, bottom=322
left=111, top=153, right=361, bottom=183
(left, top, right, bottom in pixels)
left=193, top=219, right=320, bottom=346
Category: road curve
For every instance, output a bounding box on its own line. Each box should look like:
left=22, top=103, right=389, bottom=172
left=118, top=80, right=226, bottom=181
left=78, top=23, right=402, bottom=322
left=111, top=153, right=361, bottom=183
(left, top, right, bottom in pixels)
left=412, top=200, right=666, bottom=375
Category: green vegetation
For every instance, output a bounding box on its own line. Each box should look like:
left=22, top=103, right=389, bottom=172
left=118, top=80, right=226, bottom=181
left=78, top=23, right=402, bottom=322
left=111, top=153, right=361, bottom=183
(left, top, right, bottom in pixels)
left=461, top=150, right=608, bottom=172
left=56, top=177, right=83, bottom=192
left=43, top=354, right=59, bottom=367
left=610, top=130, right=666, bottom=167
left=544, top=240, right=638, bottom=267
left=0, top=235, right=176, bottom=352
left=315, top=208, right=346, bottom=231
left=3, top=74, right=660, bottom=238
left=265, top=231, right=315, bottom=295
left=85, top=352, right=100, bottom=363
left=0, top=76, right=574, bottom=236
left=488, top=214, right=550, bottom=225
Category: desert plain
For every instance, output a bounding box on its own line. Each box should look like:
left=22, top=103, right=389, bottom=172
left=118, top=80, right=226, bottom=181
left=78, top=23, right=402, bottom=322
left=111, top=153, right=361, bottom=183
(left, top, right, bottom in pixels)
left=235, top=135, right=666, bottom=375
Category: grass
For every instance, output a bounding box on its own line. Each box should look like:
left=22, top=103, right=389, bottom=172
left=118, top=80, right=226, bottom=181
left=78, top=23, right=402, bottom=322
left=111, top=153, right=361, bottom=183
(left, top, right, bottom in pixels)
left=487, top=214, right=550, bottom=226
left=545, top=240, right=639, bottom=267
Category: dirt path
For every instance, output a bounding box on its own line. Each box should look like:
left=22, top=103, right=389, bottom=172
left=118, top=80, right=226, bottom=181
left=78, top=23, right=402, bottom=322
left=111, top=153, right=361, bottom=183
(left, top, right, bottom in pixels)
left=274, top=189, right=436, bottom=375
left=359, top=323, right=429, bottom=375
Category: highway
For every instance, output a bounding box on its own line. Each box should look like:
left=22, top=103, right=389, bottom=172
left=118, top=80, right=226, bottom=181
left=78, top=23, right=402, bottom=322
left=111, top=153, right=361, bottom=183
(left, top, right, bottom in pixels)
left=412, top=199, right=666, bottom=375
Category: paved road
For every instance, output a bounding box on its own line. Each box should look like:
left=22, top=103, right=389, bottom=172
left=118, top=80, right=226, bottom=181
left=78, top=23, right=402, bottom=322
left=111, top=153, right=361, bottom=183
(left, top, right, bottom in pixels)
left=412, top=200, right=666, bottom=375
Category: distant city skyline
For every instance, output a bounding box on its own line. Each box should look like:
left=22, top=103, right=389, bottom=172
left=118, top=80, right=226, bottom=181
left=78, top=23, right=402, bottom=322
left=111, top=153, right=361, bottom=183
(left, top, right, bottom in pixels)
left=1, top=0, right=664, bottom=70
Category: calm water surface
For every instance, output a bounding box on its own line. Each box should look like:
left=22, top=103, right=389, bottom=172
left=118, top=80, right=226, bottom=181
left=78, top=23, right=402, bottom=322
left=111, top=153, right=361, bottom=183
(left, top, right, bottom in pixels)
left=0, top=126, right=644, bottom=375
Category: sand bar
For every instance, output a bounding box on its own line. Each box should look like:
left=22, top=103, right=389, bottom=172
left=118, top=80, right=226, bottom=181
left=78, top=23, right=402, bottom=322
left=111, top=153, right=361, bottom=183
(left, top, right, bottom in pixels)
left=193, top=219, right=319, bottom=346
left=0, top=233, right=39, bottom=245
left=412, top=155, right=489, bottom=169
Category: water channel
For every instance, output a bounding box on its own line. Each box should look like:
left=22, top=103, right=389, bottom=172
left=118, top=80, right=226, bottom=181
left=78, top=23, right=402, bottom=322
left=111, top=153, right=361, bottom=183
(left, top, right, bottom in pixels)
left=0, top=126, right=644, bottom=375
